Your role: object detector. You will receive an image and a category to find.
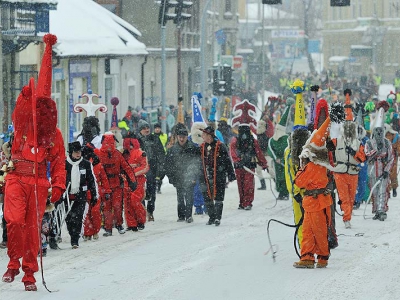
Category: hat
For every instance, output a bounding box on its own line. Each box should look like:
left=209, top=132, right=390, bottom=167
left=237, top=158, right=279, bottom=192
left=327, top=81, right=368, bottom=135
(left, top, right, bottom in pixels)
left=307, top=85, right=319, bottom=125
left=231, top=99, right=257, bottom=130
left=68, top=141, right=82, bottom=153
left=344, top=89, right=353, bottom=121
left=374, top=100, right=390, bottom=129
left=176, top=128, right=188, bottom=136
left=37, top=34, right=57, bottom=99
left=138, top=119, right=150, bottom=131
left=291, top=79, right=306, bottom=129
left=199, top=126, right=215, bottom=137
left=191, top=93, right=207, bottom=125
left=154, top=123, right=161, bottom=129
left=310, top=117, right=331, bottom=148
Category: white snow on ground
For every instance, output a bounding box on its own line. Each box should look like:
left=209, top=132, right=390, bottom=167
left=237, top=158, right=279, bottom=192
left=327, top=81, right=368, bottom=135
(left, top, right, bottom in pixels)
left=1, top=174, right=400, bottom=300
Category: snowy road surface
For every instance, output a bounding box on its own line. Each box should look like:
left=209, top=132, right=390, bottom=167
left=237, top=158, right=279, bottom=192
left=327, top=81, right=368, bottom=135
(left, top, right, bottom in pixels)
left=1, top=178, right=400, bottom=300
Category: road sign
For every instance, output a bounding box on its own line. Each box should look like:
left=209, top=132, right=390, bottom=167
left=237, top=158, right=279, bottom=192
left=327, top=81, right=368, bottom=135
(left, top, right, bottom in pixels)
left=233, top=56, right=243, bottom=69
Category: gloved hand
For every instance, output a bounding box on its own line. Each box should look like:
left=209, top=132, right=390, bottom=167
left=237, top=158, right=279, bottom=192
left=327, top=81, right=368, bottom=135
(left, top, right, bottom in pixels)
left=105, top=193, right=111, bottom=200
left=294, top=193, right=303, bottom=204
left=50, top=187, right=64, bottom=204
left=345, top=146, right=356, bottom=156
left=91, top=197, right=98, bottom=207
left=129, top=181, right=137, bottom=191
left=382, top=171, right=389, bottom=179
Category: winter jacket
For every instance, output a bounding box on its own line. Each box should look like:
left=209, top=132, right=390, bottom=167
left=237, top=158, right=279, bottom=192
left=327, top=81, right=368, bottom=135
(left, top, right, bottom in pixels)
left=198, top=140, right=236, bottom=201
left=65, top=158, right=98, bottom=202
left=165, top=140, right=200, bottom=189
left=230, top=137, right=268, bottom=170
left=138, top=133, right=165, bottom=178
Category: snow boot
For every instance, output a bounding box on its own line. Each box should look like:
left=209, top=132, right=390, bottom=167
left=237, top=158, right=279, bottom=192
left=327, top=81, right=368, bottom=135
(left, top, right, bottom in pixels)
left=177, top=217, right=185, bottom=222
left=92, top=234, right=99, bottom=240
left=116, top=225, right=125, bottom=234
left=238, top=204, right=244, bottom=210
left=393, top=189, right=397, bottom=197
left=258, top=179, right=266, bottom=190
left=127, top=226, right=138, bottom=232
left=2, top=268, right=20, bottom=283
left=72, top=244, right=79, bottom=249
left=244, top=205, right=252, bottom=210
left=49, top=238, right=58, bottom=250
left=379, top=212, right=387, bottom=221
left=353, top=202, right=361, bottom=210
left=103, top=230, right=112, bottom=237
left=24, top=281, right=37, bottom=291
left=83, top=236, right=92, bottom=241
left=214, top=219, right=221, bottom=226
left=316, top=261, right=328, bottom=268
left=293, top=260, right=315, bottom=269
left=344, top=221, right=351, bottom=229
left=206, top=219, right=215, bottom=225
left=148, top=213, right=154, bottom=222
left=137, top=223, right=145, bottom=230
left=0, top=241, right=7, bottom=249
left=186, top=217, right=193, bottom=223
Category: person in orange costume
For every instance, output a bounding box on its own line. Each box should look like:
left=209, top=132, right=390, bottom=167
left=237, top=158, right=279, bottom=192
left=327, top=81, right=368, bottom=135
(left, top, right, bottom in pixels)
left=81, top=144, right=111, bottom=240
left=330, top=89, right=366, bottom=229
left=293, top=117, right=333, bottom=269
left=2, top=34, right=66, bottom=291
left=94, top=132, right=137, bottom=236
left=123, top=137, right=148, bottom=231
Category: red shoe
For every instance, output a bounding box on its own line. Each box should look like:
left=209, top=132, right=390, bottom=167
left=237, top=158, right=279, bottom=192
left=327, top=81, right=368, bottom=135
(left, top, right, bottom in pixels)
left=24, top=281, right=37, bottom=291
left=2, top=269, right=20, bottom=283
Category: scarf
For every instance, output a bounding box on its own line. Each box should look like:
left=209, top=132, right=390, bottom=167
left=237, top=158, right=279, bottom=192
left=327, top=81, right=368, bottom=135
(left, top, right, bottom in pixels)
left=67, top=156, right=83, bottom=194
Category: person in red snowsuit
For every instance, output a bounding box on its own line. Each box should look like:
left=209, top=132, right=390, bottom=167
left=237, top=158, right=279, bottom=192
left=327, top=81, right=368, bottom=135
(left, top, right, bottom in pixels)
left=123, top=137, right=148, bottom=231
left=230, top=100, right=268, bottom=210
left=94, top=132, right=137, bottom=236
left=2, top=34, right=66, bottom=291
left=82, top=144, right=111, bottom=240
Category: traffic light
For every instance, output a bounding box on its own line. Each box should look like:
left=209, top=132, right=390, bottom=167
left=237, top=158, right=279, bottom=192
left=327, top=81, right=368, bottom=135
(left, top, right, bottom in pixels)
left=157, top=0, right=178, bottom=26
left=330, top=0, right=350, bottom=6
left=262, top=0, right=282, bottom=4
left=174, top=0, right=192, bottom=25
left=223, top=66, right=233, bottom=96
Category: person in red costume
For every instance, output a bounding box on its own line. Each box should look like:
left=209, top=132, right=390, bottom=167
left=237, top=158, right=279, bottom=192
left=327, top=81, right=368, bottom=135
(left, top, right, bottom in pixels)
left=2, top=34, right=66, bottom=291
left=81, top=144, right=111, bottom=240
left=94, top=132, right=137, bottom=236
left=123, top=136, right=148, bottom=231
left=229, top=100, right=268, bottom=210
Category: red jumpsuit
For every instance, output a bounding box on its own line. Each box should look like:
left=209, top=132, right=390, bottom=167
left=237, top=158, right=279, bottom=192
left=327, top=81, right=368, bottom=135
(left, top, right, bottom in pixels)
left=84, top=162, right=111, bottom=237
left=125, top=141, right=148, bottom=228
left=230, top=138, right=268, bottom=208
left=94, top=134, right=136, bottom=232
left=4, top=87, right=66, bottom=283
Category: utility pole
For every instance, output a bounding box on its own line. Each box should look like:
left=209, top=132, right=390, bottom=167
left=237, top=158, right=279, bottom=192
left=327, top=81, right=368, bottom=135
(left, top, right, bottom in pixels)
left=175, top=0, right=192, bottom=101
left=200, top=0, right=214, bottom=97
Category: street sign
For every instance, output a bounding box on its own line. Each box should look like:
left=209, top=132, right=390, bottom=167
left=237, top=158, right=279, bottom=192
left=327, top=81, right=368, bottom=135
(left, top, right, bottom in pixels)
left=150, top=110, right=158, bottom=124
left=233, top=56, right=243, bottom=69
left=221, top=55, right=233, bottom=67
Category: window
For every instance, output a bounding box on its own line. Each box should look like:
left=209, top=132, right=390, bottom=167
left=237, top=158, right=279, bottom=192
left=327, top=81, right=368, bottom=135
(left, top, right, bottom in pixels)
left=225, top=0, right=231, bottom=12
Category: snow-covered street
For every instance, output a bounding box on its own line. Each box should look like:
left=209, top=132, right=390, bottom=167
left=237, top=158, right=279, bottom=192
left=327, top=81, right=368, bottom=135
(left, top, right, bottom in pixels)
left=1, top=179, right=400, bottom=300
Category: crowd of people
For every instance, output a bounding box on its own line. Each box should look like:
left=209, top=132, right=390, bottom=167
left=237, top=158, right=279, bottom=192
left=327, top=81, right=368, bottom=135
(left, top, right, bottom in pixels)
left=0, top=34, right=400, bottom=292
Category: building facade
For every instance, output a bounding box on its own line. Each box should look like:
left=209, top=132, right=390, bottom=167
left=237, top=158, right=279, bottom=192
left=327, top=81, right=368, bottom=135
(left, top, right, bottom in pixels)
left=322, top=0, right=400, bottom=83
